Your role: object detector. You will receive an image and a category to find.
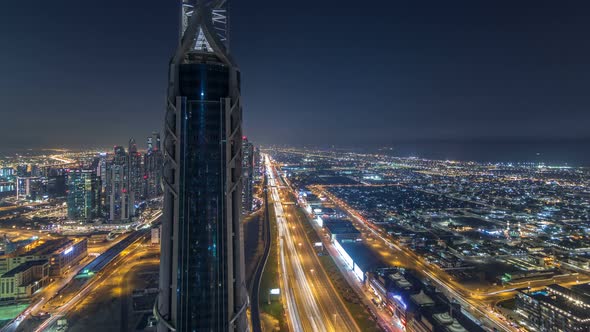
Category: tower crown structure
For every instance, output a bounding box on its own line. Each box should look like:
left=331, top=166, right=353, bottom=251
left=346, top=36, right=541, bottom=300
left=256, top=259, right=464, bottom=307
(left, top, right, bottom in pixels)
left=175, top=0, right=233, bottom=66
left=181, top=0, right=229, bottom=49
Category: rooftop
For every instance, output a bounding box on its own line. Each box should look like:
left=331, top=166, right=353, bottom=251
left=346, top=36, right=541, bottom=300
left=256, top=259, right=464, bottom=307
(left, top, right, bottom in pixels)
left=11, top=238, right=73, bottom=258
left=324, top=220, right=360, bottom=235
left=339, top=240, right=386, bottom=272
left=524, top=284, right=590, bottom=321
left=1, top=260, right=47, bottom=278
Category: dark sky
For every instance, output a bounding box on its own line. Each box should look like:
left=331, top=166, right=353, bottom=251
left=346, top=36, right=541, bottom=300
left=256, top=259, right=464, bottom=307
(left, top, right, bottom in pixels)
left=1, top=1, right=589, bottom=150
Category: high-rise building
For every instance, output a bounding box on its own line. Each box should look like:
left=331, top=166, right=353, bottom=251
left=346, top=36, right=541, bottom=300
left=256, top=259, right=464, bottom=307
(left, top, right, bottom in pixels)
left=144, top=133, right=163, bottom=199
left=156, top=1, right=248, bottom=331
left=0, top=168, right=14, bottom=178
left=113, top=145, right=127, bottom=166
left=16, top=177, right=44, bottom=201
left=107, top=146, right=130, bottom=222
left=47, top=169, right=67, bottom=199
left=153, top=131, right=161, bottom=152
left=67, top=169, right=100, bottom=220
left=96, top=152, right=108, bottom=209
left=128, top=138, right=143, bottom=215
left=147, top=136, right=153, bottom=153
left=253, top=146, right=261, bottom=181
left=242, top=137, right=254, bottom=214
left=16, top=165, right=27, bottom=177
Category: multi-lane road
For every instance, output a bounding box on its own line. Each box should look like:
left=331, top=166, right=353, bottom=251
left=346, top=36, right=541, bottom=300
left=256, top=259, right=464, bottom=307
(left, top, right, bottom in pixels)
left=266, top=155, right=360, bottom=332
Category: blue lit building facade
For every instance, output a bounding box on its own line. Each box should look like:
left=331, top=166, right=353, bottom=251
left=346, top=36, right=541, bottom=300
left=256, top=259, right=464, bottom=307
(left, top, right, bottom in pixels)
left=67, top=169, right=100, bottom=221
left=156, top=1, right=248, bottom=331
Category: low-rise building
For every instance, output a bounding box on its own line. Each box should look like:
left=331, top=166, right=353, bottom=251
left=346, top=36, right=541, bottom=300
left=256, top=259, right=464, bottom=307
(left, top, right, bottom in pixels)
left=367, top=268, right=485, bottom=332
left=324, top=219, right=361, bottom=243
left=335, top=239, right=385, bottom=282
left=0, top=238, right=87, bottom=277
left=0, top=260, right=49, bottom=300
left=516, top=284, right=590, bottom=332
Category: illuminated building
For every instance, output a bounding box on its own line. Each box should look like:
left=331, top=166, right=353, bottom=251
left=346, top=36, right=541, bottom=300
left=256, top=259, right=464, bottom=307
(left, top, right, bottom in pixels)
left=96, top=152, right=108, bottom=208
left=0, top=260, right=49, bottom=300
left=0, top=167, right=14, bottom=178
left=47, top=238, right=88, bottom=276
left=242, top=136, right=254, bottom=213
left=366, top=268, right=484, bottom=332
left=144, top=132, right=163, bottom=199
left=0, top=238, right=87, bottom=300
left=107, top=146, right=130, bottom=221
left=334, top=239, right=385, bottom=282
left=147, top=131, right=161, bottom=153
left=516, top=284, right=590, bottom=332
left=16, top=176, right=44, bottom=201
left=156, top=1, right=248, bottom=331
left=128, top=137, right=143, bottom=215
left=324, top=219, right=362, bottom=242
left=67, top=169, right=100, bottom=220
left=253, top=147, right=261, bottom=180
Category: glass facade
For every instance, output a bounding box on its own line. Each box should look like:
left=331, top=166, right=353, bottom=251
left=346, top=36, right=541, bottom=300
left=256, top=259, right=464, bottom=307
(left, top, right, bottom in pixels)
left=67, top=169, right=100, bottom=220
left=176, top=63, right=231, bottom=331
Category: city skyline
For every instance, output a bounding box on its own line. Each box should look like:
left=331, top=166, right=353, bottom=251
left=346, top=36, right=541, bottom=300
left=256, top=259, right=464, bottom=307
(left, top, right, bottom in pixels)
left=2, top=1, right=590, bottom=149
left=0, top=1, right=589, bottom=332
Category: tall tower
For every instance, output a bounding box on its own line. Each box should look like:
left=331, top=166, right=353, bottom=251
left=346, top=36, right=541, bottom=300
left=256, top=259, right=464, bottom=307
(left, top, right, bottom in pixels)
left=107, top=146, right=130, bottom=221
left=67, top=169, right=100, bottom=221
left=241, top=137, right=254, bottom=214
left=156, top=1, right=248, bottom=331
left=145, top=132, right=163, bottom=199
left=128, top=138, right=143, bottom=216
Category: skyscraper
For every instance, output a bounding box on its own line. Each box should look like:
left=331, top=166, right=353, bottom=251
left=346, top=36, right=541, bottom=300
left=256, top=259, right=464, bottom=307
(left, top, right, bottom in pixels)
left=128, top=138, right=143, bottom=215
left=67, top=169, right=100, bottom=220
left=156, top=1, right=248, bottom=331
left=147, top=131, right=161, bottom=154
left=144, top=132, right=163, bottom=199
left=96, top=152, right=108, bottom=209
left=47, top=168, right=67, bottom=199
left=241, top=137, right=254, bottom=214
left=16, top=177, right=44, bottom=201
left=107, top=146, right=130, bottom=221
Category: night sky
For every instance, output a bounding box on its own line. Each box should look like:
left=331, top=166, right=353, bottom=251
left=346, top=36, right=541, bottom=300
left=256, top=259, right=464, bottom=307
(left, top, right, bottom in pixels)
left=1, top=1, right=589, bottom=150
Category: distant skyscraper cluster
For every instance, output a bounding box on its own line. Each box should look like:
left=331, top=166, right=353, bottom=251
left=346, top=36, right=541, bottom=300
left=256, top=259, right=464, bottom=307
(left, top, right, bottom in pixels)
left=0, top=165, right=67, bottom=202
left=0, top=131, right=166, bottom=223
left=96, top=132, right=164, bottom=222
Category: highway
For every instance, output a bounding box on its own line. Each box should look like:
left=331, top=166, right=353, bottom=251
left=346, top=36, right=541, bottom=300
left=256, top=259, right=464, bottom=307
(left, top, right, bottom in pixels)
left=265, top=157, right=531, bottom=332
left=266, top=155, right=360, bottom=332
left=249, top=173, right=271, bottom=332
left=271, top=160, right=403, bottom=332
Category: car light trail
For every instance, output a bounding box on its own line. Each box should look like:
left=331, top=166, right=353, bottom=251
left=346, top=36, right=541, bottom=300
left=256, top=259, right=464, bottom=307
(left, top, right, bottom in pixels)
left=266, top=155, right=328, bottom=332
